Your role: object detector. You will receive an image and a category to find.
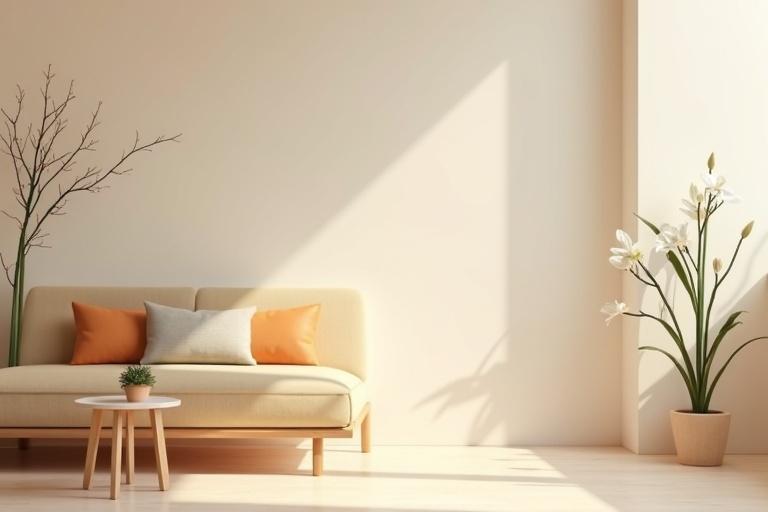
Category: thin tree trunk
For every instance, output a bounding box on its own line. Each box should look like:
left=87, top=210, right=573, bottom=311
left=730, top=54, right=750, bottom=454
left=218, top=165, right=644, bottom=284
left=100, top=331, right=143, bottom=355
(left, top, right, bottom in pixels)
left=8, top=233, right=25, bottom=367
left=0, top=68, right=180, bottom=367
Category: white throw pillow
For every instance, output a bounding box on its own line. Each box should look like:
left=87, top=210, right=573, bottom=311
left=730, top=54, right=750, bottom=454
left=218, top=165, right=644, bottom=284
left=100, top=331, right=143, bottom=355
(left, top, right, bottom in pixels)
left=141, top=302, right=257, bottom=365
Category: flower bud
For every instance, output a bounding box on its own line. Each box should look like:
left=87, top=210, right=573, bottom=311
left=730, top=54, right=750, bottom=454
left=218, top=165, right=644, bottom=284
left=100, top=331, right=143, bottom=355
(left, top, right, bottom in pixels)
left=707, top=152, right=715, bottom=172
left=713, top=258, right=723, bottom=274
left=689, top=183, right=704, bottom=203
left=741, top=220, right=754, bottom=239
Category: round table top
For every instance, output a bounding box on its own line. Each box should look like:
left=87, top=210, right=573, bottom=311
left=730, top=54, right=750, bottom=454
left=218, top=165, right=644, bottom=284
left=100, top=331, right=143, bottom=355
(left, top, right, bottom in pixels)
left=75, top=395, right=181, bottom=410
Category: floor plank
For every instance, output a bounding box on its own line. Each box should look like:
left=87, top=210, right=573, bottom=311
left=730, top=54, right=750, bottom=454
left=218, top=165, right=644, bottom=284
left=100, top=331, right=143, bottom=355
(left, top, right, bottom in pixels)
left=0, top=444, right=767, bottom=511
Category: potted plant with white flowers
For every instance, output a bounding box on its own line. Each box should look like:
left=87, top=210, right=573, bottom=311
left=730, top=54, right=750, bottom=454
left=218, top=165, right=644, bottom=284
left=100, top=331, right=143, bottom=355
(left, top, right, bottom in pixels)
left=601, top=153, right=767, bottom=466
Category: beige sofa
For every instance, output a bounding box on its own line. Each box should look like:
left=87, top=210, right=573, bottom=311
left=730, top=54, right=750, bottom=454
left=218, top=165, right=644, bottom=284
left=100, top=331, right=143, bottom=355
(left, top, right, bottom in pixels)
left=0, top=287, right=371, bottom=475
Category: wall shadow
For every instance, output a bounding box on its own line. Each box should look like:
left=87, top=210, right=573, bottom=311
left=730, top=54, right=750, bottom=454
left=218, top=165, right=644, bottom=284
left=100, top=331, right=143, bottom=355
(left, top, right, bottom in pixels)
left=413, top=332, right=509, bottom=445
left=0, top=0, right=530, bottom=364
left=1, top=0, right=624, bottom=451
left=413, top=0, right=622, bottom=446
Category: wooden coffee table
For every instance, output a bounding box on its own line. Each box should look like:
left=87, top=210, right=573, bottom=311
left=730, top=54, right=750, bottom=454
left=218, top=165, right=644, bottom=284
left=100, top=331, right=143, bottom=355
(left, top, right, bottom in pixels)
left=74, top=395, right=181, bottom=500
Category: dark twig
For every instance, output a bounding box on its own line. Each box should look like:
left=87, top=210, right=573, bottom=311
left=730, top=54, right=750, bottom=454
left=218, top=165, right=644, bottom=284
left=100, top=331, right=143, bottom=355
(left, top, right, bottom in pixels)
left=0, top=253, right=14, bottom=287
left=1, top=66, right=180, bottom=367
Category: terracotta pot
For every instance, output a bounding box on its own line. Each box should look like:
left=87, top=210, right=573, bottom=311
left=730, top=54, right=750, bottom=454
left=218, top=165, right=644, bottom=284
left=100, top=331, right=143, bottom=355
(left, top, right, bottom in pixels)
left=670, top=410, right=731, bottom=466
left=124, top=385, right=152, bottom=403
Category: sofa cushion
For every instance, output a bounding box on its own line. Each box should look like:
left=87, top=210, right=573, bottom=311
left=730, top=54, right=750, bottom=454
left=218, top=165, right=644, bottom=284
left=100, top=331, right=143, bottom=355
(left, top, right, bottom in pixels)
left=142, top=302, right=257, bottom=365
left=70, top=302, right=147, bottom=365
left=0, top=364, right=366, bottom=428
left=251, top=304, right=320, bottom=365
left=195, top=288, right=366, bottom=379
left=20, top=287, right=197, bottom=366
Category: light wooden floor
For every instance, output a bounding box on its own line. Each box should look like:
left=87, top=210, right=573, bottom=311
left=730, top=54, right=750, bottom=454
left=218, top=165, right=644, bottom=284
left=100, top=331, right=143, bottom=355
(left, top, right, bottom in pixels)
left=1, top=443, right=768, bottom=511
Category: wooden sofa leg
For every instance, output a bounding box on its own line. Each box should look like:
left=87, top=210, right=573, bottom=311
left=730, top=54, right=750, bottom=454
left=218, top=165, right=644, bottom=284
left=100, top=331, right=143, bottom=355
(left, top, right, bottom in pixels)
left=17, top=438, right=30, bottom=450
left=361, top=407, right=371, bottom=453
left=312, top=438, right=323, bottom=476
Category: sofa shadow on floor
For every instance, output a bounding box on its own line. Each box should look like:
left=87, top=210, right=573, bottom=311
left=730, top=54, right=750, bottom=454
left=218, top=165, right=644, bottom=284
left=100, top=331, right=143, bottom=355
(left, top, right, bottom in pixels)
left=0, top=445, right=539, bottom=512
left=0, top=445, right=308, bottom=476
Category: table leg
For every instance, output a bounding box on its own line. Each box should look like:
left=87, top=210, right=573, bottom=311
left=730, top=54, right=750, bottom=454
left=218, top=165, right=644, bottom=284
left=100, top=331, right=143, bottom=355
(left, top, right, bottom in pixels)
left=150, top=409, right=169, bottom=491
left=125, top=411, right=135, bottom=484
left=83, top=409, right=103, bottom=490
left=110, top=410, right=123, bottom=500
left=312, top=437, right=324, bottom=476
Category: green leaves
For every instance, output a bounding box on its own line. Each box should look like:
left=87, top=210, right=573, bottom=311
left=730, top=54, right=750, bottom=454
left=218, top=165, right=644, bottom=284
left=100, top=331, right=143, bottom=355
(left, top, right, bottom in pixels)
left=634, top=213, right=696, bottom=306
left=119, top=365, right=156, bottom=388
left=625, top=191, right=765, bottom=413
left=643, top=312, right=697, bottom=390
left=667, top=252, right=696, bottom=308
left=635, top=213, right=660, bottom=235
left=704, top=336, right=768, bottom=410
left=701, top=311, right=744, bottom=399
left=640, top=346, right=697, bottom=406
left=635, top=211, right=698, bottom=309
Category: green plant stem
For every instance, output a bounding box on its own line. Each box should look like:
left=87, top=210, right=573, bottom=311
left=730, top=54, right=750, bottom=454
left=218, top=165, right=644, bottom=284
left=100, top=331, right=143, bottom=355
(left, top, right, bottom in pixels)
left=684, top=247, right=698, bottom=271
left=625, top=311, right=697, bottom=394
left=696, top=223, right=707, bottom=409
left=701, top=311, right=744, bottom=395
left=704, top=237, right=743, bottom=363
left=629, top=183, right=762, bottom=414
left=704, top=336, right=768, bottom=410
left=629, top=268, right=654, bottom=286
left=639, top=345, right=697, bottom=402
left=691, top=197, right=715, bottom=412
left=635, top=262, right=700, bottom=408
left=677, top=247, right=696, bottom=296
left=638, top=261, right=686, bottom=345
left=7, top=230, right=26, bottom=367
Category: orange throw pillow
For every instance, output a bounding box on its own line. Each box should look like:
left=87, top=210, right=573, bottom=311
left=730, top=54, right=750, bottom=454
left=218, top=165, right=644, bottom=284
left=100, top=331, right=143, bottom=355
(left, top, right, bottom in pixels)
left=70, top=302, right=147, bottom=365
left=251, top=304, right=320, bottom=365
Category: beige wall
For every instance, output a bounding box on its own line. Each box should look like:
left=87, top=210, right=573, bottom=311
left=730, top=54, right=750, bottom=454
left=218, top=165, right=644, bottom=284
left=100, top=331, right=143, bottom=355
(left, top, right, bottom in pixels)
left=0, top=0, right=622, bottom=445
left=626, top=0, right=768, bottom=453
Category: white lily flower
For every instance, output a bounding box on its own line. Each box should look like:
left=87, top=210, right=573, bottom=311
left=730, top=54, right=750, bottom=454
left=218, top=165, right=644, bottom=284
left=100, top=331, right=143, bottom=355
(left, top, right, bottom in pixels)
left=655, top=223, right=689, bottom=253
left=609, top=229, right=643, bottom=270
left=702, top=173, right=740, bottom=203
left=601, top=300, right=628, bottom=325
left=680, top=199, right=707, bottom=220
left=680, top=183, right=707, bottom=220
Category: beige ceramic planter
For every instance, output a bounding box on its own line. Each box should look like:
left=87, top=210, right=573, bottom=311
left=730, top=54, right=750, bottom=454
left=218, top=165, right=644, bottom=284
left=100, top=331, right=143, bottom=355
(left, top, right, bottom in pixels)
left=124, top=385, right=152, bottom=403
left=670, top=410, right=731, bottom=466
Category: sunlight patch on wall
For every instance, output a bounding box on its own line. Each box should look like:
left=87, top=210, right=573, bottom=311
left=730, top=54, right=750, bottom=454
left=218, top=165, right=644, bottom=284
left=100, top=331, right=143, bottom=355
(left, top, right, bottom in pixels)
left=258, top=62, right=510, bottom=444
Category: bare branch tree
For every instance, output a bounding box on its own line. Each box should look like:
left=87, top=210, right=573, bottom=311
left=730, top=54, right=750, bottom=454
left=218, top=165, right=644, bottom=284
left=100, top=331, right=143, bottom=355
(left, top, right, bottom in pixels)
left=1, top=66, right=181, bottom=366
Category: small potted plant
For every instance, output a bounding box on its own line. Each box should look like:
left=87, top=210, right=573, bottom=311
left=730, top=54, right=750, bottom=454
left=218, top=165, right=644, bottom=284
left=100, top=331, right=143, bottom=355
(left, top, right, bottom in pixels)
left=119, top=365, right=156, bottom=402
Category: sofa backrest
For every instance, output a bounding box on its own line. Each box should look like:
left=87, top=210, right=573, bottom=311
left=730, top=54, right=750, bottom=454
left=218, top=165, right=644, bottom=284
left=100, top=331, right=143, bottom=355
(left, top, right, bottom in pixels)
left=19, top=286, right=366, bottom=380
left=195, top=288, right=366, bottom=379
left=20, top=287, right=196, bottom=366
